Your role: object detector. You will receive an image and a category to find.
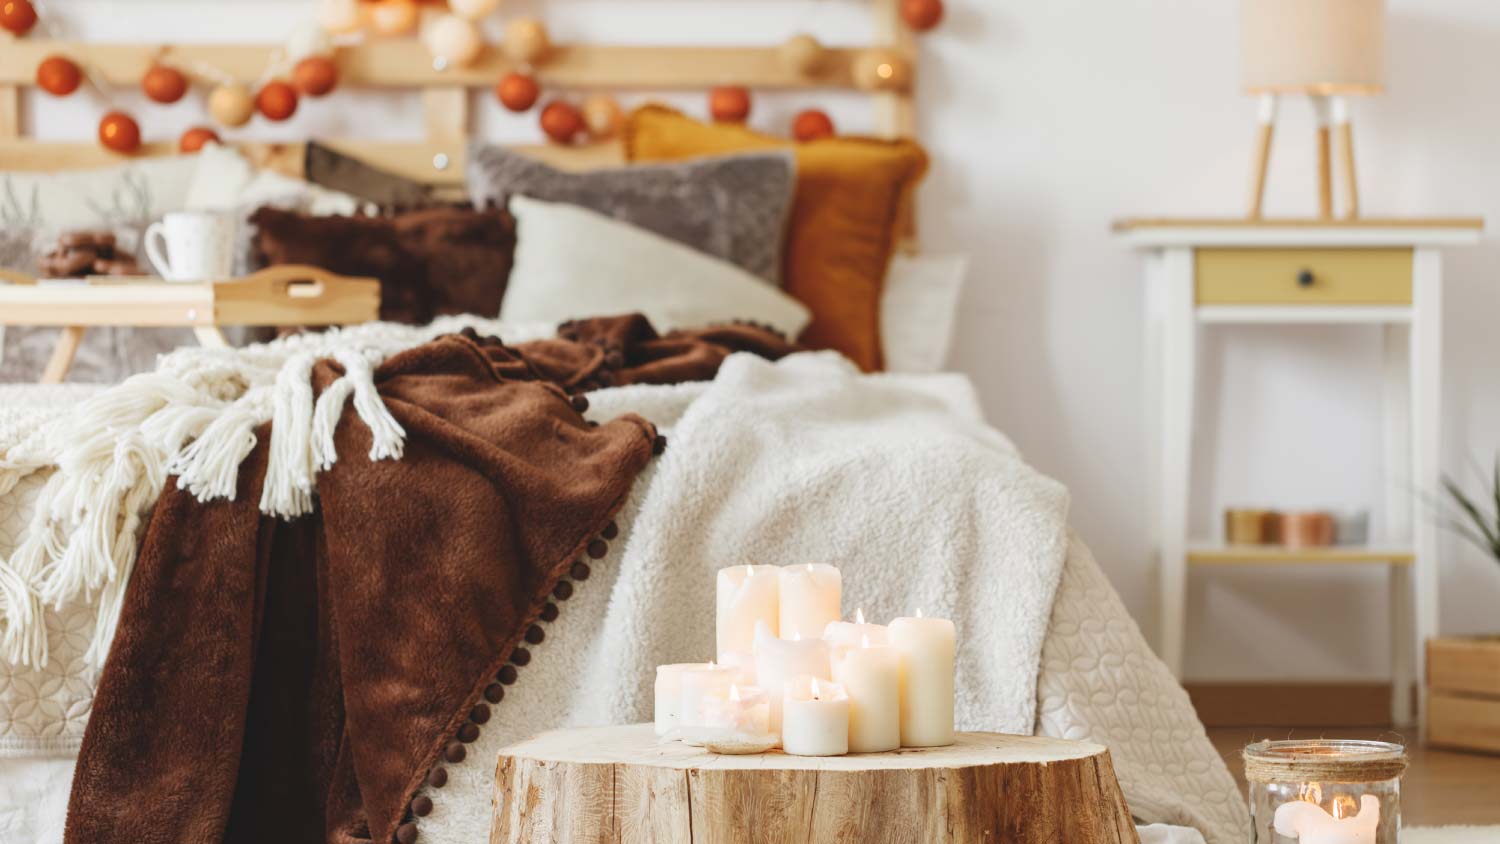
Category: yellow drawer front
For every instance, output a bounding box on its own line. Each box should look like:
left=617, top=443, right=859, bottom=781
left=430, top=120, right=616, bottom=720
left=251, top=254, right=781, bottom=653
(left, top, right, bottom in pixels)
left=1195, top=248, right=1413, bottom=305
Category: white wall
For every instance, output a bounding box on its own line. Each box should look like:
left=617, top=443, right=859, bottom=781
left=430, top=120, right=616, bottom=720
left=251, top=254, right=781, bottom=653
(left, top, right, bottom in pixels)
left=28, top=0, right=1500, bottom=680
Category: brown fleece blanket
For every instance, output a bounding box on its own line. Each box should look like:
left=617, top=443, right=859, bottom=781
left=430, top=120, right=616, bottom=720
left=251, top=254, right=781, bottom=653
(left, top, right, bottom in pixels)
left=66, top=316, right=796, bottom=844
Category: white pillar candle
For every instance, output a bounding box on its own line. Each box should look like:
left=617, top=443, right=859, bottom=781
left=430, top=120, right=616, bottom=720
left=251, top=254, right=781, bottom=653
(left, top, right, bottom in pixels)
left=1273, top=794, right=1379, bottom=844
left=753, top=623, right=831, bottom=734
left=678, top=663, right=740, bottom=731
left=701, top=684, right=771, bottom=738
left=716, top=565, right=779, bottom=661
left=655, top=662, right=713, bottom=736
left=781, top=676, right=849, bottom=757
left=889, top=611, right=956, bottom=747
left=831, top=636, right=901, bottom=753
left=822, top=608, right=889, bottom=659
left=778, top=563, right=841, bottom=640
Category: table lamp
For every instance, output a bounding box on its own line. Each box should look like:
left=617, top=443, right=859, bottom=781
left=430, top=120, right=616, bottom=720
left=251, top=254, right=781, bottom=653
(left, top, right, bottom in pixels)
left=1242, top=0, right=1385, bottom=219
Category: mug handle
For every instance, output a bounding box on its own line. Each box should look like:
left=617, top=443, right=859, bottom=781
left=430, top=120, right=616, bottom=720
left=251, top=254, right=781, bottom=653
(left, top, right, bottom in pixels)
left=143, top=222, right=173, bottom=280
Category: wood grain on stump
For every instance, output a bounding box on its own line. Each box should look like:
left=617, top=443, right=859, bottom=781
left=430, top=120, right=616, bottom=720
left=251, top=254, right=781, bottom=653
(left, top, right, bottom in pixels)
left=491, top=724, right=1138, bottom=844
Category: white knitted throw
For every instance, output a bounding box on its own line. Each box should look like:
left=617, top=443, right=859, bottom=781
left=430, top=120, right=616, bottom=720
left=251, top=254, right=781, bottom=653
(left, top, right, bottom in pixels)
left=0, top=317, right=554, bottom=669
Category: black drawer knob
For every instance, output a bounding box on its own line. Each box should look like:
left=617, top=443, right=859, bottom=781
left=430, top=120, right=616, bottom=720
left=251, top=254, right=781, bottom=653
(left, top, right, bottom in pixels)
left=1296, top=269, right=1315, bottom=287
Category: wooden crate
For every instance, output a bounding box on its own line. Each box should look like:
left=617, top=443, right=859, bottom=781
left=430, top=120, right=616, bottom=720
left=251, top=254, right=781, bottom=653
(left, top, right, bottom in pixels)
left=1427, top=636, right=1500, bottom=754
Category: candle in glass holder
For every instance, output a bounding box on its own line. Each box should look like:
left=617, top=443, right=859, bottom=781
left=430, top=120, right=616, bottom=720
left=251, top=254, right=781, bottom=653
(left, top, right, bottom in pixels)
left=753, top=623, right=831, bottom=733
left=778, top=563, right=841, bottom=639
left=889, top=609, right=956, bottom=747
left=831, top=634, right=900, bottom=753
left=1274, top=793, right=1380, bottom=844
left=717, top=565, right=779, bottom=660
left=823, top=608, right=889, bottom=659
left=782, top=676, right=849, bottom=757
left=677, top=663, right=739, bottom=732
left=655, top=662, right=713, bottom=736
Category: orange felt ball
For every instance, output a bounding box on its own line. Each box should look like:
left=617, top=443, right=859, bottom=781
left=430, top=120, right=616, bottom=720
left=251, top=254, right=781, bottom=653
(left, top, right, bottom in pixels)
left=98, top=111, right=141, bottom=154
left=495, top=72, right=540, bottom=113
left=900, top=0, right=944, bottom=31
left=792, top=109, right=836, bottom=142
left=142, top=65, right=189, bottom=104
left=36, top=55, right=82, bottom=97
left=178, top=126, right=220, bottom=153
left=0, top=0, right=37, bottom=36
left=255, top=80, right=300, bottom=122
left=293, top=56, right=339, bottom=97
left=539, top=100, right=584, bottom=145
left=709, top=86, right=752, bottom=123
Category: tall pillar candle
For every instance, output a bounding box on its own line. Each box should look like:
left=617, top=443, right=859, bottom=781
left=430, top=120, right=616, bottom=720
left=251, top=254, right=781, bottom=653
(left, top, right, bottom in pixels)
left=889, top=612, right=956, bottom=747
left=753, top=624, right=831, bottom=734
left=716, top=565, right=779, bottom=661
left=831, top=637, right=900, bottom=753
left=823, top=608, right=889, bottom=659
left=781, top=676, right=849, bottom=757
left=778, top=563, right=841, bottom=639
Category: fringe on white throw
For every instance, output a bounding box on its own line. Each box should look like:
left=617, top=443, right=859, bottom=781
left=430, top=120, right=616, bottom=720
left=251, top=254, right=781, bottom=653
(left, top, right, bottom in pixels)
left=0, top=316, right=553, bottom=668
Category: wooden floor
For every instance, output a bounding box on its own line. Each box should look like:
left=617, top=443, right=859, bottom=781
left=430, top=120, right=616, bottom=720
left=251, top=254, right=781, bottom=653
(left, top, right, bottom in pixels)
left=1208, top=726, right=1500, bottom=826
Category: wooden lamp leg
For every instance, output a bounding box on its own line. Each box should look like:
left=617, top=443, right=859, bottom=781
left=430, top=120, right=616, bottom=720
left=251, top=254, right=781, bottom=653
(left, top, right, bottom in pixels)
left=1247, top=93, right=1277, bottom=219
left=1332, top=96, right=1360, bottom=219
left=1311, top=95, right=1333, bottom=219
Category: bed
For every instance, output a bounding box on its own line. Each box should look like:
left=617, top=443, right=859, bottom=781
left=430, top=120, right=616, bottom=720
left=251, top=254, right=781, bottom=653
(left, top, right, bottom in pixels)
left=0, top=8, right=1245, bottom=844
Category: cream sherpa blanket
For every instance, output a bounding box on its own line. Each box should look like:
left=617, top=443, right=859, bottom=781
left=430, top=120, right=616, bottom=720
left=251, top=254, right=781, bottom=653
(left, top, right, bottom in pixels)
left=0, top=325, right=1247, bottom=844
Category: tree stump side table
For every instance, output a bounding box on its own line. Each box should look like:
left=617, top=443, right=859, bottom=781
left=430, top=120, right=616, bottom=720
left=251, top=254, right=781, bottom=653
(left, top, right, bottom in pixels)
left=491, top=724, right=1139, bottom=844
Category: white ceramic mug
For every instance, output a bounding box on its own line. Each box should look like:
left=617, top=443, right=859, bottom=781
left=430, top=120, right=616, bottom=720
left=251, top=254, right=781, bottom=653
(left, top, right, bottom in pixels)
left=144, top=211, right=235, bottom=282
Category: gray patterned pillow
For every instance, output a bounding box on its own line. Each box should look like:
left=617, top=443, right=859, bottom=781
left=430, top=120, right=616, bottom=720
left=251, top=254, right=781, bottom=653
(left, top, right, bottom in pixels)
left=465, top=143, right=794, bottom=285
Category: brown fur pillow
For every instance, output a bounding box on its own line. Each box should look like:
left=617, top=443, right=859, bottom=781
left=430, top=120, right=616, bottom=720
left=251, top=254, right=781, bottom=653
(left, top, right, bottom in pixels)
left=250, top=206, right=515, bottom=325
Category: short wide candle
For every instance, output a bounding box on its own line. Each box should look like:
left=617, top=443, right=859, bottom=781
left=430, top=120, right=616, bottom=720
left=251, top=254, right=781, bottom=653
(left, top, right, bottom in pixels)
left=753, top=624, right=831, bottom=734
left=655, top=663, right=712, bottom=736
left=831, top=638, right=900, bottom=753
left=716, top=565, right=779, bottom=660
left=677, top=664, right=740, bottom=731
left=889, top=613, right=956, bottom=747
left=778, top=563, right=841, bottom=640
left=782, top=676, right=849, bottom=757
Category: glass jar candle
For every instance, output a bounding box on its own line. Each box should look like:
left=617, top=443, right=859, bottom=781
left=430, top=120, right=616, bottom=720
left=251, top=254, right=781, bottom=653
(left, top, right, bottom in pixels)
left=1244, top=739, right=1406, bottom=844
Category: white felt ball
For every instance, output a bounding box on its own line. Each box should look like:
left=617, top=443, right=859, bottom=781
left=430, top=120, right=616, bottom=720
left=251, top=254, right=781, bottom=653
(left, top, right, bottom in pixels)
left=286, top=20, right=334, bottom=62
left=448, top=0, right=500, bottom=21
left=422, top=14, right=484, bottom=68
left=318, top=0, right=362, bottom=35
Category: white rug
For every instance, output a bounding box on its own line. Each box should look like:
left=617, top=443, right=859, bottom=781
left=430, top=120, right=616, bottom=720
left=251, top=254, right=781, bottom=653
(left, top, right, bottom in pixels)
left=1406, top=827, right=1500, bottom=843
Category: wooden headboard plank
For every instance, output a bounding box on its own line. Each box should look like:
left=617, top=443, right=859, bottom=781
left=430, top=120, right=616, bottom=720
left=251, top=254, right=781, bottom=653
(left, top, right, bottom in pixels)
left=1, top=40, right=874, bottom=91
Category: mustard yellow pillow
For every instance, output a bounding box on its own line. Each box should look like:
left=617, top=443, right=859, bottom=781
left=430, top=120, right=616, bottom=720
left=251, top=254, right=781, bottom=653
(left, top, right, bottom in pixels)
left=624, top=105, right=928, bottom=371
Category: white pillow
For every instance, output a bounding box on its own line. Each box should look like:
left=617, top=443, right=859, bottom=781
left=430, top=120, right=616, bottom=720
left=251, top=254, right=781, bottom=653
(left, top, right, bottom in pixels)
left=503, top=195, right=811, bottom=338
left=880, top=253, right=969, bottom=373
left=0, top=155, right=199, bottom=230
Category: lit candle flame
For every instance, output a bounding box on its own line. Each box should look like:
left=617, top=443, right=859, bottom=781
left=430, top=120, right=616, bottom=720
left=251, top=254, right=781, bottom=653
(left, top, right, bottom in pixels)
left=746, top=566, right=754, bottom=577
left=861, top=634, right=871, bottom=649
left=807, top=563, right=814, bottom=572
left=811, top=679, right=823, bottom=700
left=1299, top=783, right=1323, bottom=805
left=708, top=660, right=715, bottom=668
left=855, top=607, right=866, bottom=624
left=729, top=684, right=741, bottom=702
left=1331, top=794, right=1357, bottom=820
left=792, top=631, right=801, bottom=641
left=916, top=607, right=924, bottom=619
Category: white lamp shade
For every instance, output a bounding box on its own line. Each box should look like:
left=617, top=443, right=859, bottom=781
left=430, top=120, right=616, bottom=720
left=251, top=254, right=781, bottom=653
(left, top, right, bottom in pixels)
left=1242, top=0, right=1385, bottom=95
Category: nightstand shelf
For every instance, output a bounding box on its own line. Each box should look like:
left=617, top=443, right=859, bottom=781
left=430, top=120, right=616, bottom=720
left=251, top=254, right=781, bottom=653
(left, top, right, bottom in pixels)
left=1187, top=543, right=1415, bottom=566
left=1118, top=217, right=1483, bottom=727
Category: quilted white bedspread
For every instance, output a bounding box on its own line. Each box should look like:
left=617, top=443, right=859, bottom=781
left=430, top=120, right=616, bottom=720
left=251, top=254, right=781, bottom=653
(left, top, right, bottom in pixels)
left=0, top=369, right=1248, bottom=844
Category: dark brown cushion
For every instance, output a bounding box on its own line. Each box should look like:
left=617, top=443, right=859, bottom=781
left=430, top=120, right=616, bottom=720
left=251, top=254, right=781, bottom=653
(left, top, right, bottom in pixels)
left=250, top=206, right=515, bottom=325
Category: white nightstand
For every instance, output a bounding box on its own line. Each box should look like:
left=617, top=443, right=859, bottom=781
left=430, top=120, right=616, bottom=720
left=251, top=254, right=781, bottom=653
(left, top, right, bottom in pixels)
left=1116, top=217, right=1484, bottom=725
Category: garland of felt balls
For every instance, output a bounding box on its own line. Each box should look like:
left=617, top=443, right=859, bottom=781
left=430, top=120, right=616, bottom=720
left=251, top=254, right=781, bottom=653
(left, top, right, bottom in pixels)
left=15, top=0, right=944, bottom=153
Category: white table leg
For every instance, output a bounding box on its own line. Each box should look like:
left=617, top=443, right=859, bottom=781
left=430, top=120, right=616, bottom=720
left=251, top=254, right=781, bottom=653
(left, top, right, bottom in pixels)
left=1143, top=251, right=1166, bottom=581
left=1409, top=248, right=1443, bottom=727
left=1157, top=247, right=1196, bottom=677
left=1382, top=322, right=1415, bottom=727
left=193, top=326, right=230, bottom=348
